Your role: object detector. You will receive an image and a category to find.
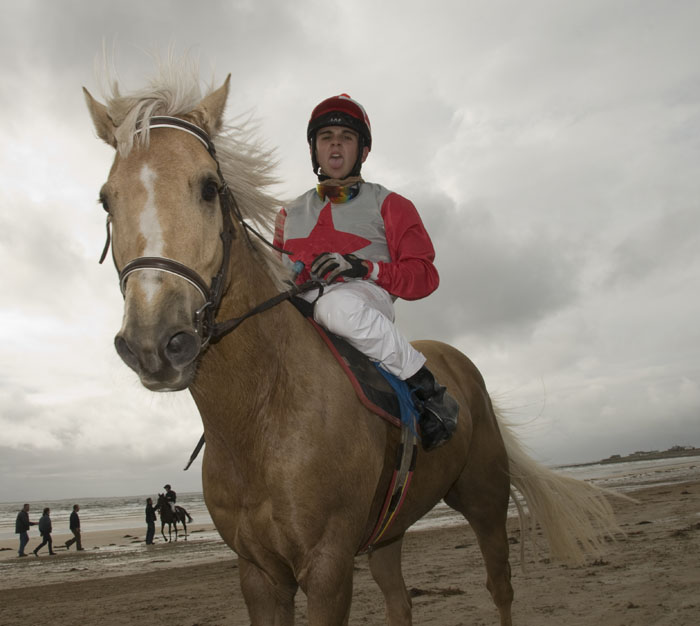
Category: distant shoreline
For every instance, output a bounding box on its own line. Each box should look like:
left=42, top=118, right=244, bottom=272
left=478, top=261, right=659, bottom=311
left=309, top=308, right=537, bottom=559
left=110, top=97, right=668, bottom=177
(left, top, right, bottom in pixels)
left=563, top=447, right=700, bottom=468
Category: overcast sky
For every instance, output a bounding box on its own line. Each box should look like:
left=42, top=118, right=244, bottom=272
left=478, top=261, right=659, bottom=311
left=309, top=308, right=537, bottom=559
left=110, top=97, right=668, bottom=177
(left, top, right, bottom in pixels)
left=1, top=0, right=699, bottom=502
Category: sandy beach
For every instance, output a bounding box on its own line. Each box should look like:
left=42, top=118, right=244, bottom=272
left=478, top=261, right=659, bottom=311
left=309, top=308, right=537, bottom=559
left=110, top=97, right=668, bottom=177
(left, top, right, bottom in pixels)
left=1, top=462, right=699, bottom=625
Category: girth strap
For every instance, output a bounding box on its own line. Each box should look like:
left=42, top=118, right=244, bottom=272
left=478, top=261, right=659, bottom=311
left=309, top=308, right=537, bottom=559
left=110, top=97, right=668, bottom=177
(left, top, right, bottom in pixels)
left=357, top=421, right=418, bottom=554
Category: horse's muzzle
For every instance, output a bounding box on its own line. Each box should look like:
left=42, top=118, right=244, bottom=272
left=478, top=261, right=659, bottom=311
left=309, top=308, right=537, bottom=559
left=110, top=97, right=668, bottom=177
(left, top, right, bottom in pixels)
left=114, top=327, right=201, bottom=391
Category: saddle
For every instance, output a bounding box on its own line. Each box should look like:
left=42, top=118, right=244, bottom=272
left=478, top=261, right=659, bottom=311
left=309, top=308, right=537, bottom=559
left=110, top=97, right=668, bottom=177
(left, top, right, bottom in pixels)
left=289, top=297, right=418, bottom=430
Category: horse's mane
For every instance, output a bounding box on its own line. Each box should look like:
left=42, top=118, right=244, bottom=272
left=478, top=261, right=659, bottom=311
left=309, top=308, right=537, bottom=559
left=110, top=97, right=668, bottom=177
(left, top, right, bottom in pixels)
left=99, top=55, right=291, bottom=287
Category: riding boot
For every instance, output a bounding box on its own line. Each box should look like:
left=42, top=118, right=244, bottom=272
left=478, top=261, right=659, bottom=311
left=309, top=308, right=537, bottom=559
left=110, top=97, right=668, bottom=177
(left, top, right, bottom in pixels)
left=406, top=366, right=459, bottom=451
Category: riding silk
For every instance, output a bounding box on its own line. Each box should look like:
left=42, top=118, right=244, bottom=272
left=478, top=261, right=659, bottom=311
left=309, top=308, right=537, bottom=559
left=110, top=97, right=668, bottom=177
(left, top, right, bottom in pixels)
left=274, top=182, right=439, bottom=299
left=274, top=182, right=439, bottom=379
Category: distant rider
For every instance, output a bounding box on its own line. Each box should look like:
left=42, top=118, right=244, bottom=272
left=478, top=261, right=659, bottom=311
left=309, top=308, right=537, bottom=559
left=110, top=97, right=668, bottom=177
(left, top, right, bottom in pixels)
left=164, top=484, right=177, bottom=513
left=163, top=484, right=193, bottom=522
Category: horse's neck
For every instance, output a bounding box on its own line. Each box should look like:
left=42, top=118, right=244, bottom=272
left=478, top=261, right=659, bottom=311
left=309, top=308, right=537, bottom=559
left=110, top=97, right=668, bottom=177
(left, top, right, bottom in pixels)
left=188, top=255, right=317, bottom=446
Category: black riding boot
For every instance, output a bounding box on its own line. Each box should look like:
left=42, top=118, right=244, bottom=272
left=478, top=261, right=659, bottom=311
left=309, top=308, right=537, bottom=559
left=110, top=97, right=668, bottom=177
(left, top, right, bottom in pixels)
left=406, top=366, right=459, bottom=451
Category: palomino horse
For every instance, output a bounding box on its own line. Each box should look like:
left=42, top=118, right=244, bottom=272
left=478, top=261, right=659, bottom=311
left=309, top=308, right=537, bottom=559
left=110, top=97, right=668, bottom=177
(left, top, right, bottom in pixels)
left=155, top=493, right=190, bottom=542
left=84, top=64, right=620, bottom=625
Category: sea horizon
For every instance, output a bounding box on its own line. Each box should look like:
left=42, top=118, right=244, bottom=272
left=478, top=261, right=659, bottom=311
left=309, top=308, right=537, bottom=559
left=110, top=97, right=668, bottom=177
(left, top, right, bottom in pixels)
left=3, top=455, right=699, bottom=542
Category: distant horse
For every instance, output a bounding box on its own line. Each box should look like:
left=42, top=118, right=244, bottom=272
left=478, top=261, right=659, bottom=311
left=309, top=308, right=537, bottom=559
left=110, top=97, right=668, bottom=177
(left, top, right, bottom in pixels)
left=155, top=493, right=190, bottom=542
left=84, top=61, right=621, bottom=625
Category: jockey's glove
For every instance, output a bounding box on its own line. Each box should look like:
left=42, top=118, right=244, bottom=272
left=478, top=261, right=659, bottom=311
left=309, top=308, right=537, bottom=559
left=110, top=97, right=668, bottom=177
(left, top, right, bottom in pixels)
left=311, top=252, right=369, bottom=284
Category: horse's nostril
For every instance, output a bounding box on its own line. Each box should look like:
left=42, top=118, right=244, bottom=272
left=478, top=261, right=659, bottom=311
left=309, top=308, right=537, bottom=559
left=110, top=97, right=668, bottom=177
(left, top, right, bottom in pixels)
left=164, top=331, right=200, bottom=367
left=114, top=335, right=139, bottom=372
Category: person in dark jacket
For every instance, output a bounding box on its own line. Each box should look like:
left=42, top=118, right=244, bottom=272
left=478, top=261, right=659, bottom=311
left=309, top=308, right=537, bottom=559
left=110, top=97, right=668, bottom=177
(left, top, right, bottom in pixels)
left=65, top=504, right=84, bottom=551
left=33, top=507, right=55, bottom=556
left=145, top=498, right=157, bottom=545
left=15, top=503, right=36, bottom=557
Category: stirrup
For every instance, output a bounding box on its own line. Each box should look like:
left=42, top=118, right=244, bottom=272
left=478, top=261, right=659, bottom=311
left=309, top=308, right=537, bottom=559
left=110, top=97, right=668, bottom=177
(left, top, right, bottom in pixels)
left=417, top=393, right=459, bottom=451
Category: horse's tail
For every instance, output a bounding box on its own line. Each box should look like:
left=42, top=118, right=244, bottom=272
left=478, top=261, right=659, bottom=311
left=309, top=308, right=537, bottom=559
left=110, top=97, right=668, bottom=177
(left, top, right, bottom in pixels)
left=495, top=408, right=627, bottom=565
left=176, top=506, right=193, bottom=523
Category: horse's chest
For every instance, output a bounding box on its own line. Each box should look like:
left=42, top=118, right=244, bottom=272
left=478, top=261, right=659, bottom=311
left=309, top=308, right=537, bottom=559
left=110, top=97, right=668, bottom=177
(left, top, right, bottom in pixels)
left=213, top=503, right=295, bottom=564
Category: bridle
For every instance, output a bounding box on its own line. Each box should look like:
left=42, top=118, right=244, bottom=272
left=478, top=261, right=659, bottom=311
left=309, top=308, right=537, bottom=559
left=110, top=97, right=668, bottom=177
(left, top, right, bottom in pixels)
left=99, top=115, right=319, bottom=348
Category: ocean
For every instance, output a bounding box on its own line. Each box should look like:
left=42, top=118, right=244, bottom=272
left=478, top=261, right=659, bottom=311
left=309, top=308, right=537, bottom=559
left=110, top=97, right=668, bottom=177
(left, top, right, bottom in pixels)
left=2, top=456, right=698, bottom=542
left=0, top=492, right=212, bottom=542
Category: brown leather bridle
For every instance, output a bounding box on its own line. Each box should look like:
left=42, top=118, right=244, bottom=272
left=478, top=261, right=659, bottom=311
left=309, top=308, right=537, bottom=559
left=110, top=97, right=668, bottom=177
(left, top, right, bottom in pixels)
left=99, top=115, right=318, bottom=349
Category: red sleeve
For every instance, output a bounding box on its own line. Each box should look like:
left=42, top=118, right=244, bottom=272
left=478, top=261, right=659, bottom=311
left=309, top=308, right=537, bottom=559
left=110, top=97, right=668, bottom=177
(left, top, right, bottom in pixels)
left=375, top=193, right=439, bottom=300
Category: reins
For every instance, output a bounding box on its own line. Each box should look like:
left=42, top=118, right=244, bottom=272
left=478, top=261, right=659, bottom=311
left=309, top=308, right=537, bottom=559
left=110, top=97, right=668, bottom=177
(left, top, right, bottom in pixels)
left=99, top=115, right=319, bottom=347
left=208, top=280, right=322, bottom=342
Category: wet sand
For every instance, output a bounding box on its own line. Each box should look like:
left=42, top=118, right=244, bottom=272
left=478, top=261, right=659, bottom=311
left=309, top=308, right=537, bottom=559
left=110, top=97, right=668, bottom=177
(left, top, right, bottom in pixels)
left=1, top=472, right=699, bottom=625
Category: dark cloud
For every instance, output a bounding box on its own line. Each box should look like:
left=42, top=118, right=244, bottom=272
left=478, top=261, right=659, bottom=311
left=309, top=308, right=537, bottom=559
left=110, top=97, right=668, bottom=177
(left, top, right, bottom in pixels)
left=606, top=206, right=700, bottom=287
left=0, top=444, right=204, bottom=501
left=2, top=0, right=700, bottom=501
left=0, top=201, right=87, bottom=315
left=394, top=189, right=580, bottom=344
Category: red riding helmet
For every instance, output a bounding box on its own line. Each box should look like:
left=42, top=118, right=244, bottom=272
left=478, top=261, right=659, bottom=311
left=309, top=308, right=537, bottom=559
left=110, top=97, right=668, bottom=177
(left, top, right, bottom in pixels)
left=307, top=94, right=372, bottom=178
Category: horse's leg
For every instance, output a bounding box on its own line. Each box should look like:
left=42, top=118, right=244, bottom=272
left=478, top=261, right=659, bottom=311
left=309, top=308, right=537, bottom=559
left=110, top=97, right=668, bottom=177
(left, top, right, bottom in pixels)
left=368, top=535, right=412, bottom=625
left=445, top=456, right=513, bottom=625
left=239, top=557, right=297, bottom=626
left=161, top=522, right=167, bottom=542
left=302, top=554, right=354, bottom=626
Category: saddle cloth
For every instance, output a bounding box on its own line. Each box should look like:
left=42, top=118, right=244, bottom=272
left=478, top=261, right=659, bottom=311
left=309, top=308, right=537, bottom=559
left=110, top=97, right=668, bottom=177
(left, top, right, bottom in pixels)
left=290, top=296, right=416, bottom=430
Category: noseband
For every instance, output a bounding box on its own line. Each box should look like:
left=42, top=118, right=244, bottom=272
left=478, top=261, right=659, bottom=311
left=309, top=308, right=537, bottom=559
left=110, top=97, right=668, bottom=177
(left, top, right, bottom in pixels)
left=99, top=116, right=319, bottom=349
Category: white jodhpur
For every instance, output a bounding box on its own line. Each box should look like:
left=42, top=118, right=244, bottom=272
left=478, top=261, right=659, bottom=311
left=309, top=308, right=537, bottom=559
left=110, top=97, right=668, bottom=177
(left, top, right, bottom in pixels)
left=303, top=280, right=426, bottom=379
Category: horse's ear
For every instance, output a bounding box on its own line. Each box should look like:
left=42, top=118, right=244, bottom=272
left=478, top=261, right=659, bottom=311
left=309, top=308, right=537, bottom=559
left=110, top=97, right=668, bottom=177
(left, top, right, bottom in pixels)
left=83, top=87, right=117, bottom=148
left=190, top=74, right=230, bottom=137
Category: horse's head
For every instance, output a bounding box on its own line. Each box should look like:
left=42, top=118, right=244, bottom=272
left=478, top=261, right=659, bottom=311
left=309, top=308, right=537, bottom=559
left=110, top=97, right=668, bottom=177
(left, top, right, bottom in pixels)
left=85, top=78, right=235, bottom=391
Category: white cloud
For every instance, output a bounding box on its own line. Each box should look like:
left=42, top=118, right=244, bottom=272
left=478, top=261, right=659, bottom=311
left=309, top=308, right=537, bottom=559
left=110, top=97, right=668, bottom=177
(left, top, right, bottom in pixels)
left=1, top=0, right=699, bottom=499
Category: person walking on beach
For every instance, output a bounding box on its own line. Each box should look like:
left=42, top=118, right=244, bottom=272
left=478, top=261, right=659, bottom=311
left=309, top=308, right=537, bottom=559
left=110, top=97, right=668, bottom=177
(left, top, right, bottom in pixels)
left=145, top=497, right=157, bottom=545
left=15, top=503, right=37, bottom=557
left=33, top=507, right=55, bottom=556
left=65, top=504, right=84, bottom=551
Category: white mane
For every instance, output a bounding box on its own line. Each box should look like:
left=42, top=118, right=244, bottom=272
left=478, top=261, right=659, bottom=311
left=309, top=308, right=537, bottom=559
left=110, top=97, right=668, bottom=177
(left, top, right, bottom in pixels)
left=98, top=54, right=291, bottom=286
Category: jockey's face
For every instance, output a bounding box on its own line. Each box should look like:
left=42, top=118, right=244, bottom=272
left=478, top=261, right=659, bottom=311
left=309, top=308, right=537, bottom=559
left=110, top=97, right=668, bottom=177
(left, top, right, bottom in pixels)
left=314, top=126, right=369, bottom=179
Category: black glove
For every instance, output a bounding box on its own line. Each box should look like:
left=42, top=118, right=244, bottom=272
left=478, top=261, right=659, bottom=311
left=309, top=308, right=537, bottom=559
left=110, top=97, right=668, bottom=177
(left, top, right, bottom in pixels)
left=310, top=252, right=369, bottom=283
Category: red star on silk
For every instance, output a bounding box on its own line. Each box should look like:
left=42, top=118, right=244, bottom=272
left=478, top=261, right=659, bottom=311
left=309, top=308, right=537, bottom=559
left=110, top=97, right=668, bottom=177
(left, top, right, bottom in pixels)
left=285, top=203, right=371, bottom=277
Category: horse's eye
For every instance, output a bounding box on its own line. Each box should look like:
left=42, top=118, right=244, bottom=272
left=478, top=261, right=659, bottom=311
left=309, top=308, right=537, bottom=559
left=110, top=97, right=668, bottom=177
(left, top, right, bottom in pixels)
left=202, top=179, right=219, bottom=202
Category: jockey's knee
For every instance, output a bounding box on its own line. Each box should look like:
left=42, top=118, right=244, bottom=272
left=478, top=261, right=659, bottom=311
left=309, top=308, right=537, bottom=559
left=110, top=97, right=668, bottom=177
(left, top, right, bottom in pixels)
left=314, top=289, right=366, bottom=337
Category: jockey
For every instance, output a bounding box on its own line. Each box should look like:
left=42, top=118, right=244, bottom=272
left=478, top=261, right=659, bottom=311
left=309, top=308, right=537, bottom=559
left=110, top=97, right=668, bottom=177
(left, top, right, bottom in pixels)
left=163, top=484, right=177, bottom=512
left=273, top=94, right=459, bottom=450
